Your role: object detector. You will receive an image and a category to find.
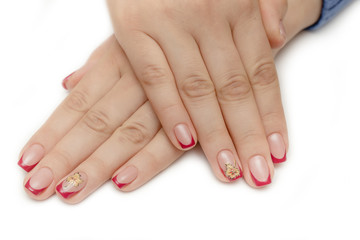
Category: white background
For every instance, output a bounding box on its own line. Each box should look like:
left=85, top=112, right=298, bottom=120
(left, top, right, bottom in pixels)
left=1, top=1, right=359, bottom=239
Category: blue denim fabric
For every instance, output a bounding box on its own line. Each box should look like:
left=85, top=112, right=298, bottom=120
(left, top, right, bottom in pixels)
left=308, top=0, right=353, bottom=30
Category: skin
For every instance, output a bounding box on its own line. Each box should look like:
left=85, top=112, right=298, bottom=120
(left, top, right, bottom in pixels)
left=107, top=0, right=286, bottom=187
left=20, top=0, right=322, bottom=203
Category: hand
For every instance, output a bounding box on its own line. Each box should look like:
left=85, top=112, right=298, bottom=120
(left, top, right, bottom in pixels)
left=18, top=0, right=322, bottom=203
left=19, top=38, right=184, bottom=203
left=107, top=0, right=289, bottom=186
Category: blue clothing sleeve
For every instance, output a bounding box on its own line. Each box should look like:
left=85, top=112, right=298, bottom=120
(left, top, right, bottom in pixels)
left=307, top=0, right=353, bottom=30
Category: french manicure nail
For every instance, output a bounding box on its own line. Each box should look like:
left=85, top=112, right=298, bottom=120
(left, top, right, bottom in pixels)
left=25, top=167, right=53, bottom=195
left=249, top=156, right=271, bottom=187
left=62, top=71, right=75, bottom=90
left=18, top=144, right=45, bottom=172
left=112, top=166, right=138, bottom=189
left=56, top=172, right=87, bottom=199
left=217, top=150, right=242, bottom=181
left=174, top=123, right=195, bottom=149
left=268, top=133, right=287, bottom=163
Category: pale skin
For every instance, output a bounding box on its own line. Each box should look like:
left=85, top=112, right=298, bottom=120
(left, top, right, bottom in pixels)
left=19, top=0, right=322, bottom=203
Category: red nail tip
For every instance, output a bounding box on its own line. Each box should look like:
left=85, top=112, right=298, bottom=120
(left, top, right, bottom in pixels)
left=17, top=156, right=38, bottom=172
left=250, top=173, right=272, bottom=187
left=178, top=136, right=196, bottom=150
left=271, top=152, right=287, bottom=163
left=112, top=176, right=128, bottom=189
left=25, top=179, right=46, bottom=195
left=56, top=182, right=76, bottom=199
left=62, top=72, right=75, bottom=90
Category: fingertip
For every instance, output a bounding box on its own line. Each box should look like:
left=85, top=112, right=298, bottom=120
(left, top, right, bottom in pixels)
left=62, top=71, right=75, bottom=90
left=268, top=21, right=287, bottom=49
left=173, top=123, right=197, bottom=151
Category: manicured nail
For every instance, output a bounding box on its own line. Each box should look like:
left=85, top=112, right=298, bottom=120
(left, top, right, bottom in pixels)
left=279, top=21, right=287, bottom=41
left=56, top=172, right=87, bottom=199
left=18, top=144, right=45, bottom=172
left=112, top=166, right=138, bottom=189
left=217, top=150, right=242, bottom=181
left=62, top=71, right=75, bottom=90
left=249, top=156, right=271, bottom=187
left=174, top=123, right=195, bottom=149
left=25, top=167, right=53, bottom=195
left=268, top=133, right=287, bottom=163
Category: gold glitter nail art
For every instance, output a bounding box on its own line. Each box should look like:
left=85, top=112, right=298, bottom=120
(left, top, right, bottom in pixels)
left=65, top=172, right=83, bottom=187
left=225, top=163, right=241, bottom=180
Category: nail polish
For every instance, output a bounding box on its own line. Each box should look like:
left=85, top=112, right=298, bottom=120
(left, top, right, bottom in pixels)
left=112, top=166, right=138, bottom=189
left=249, top=156, right=271, bottom=187
left=56, top=172, right=87, bottom=199
left=62, top=72, right=75, bottom=90
left=25, top=167, right=53, bottom=195
left=18, top=144, right=45, bottom=172
left=217, top=150, right=242, bottom=181
left=174, top=123, right=195, bottom=149
left=268, top=133, right=287, bottom=163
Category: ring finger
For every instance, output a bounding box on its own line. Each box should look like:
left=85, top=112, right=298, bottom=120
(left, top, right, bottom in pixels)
left=196, top=23, right=274, bottom=188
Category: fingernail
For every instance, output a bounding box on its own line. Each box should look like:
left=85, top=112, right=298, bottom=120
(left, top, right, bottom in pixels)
left=56, top=172, right=87, bottom=199
left=268, top=133, right=287, bottom=163
left=62, top=71, right=75, bottom=90
left=249, top=156, right=271, bottom=187
left=112, top=166, right=138, bottom=189
left=279, top=21, right=287, bottom=41
left=174, top=123, right=195, bottom=149
left=217, top=150, right=242, bottom=181
left=25, top=167, right=53, bottom=195
left=18, top=144, right=45, bottom=172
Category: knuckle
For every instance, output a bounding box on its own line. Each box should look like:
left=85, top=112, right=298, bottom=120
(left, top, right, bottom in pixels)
left=262, top=111, right=282, bottom=123
left=159, top=101, right=178, bottom=115
left=116, top=121, right=149, bottom=145
left=64, top=90, right=90, bottom=113
left=238, top=129, right=263, bottom=145
left=217, top=71, right=252, bottom=102
left=142, top=149, right=160, bottom=172
left=180, top=73, right=215, bottom=99
left=82, top=110, right=112, bottom=135
left=51, top=149, right=73, bottom=170
left=251, top=61, right=278, bottom=89
left=140, top=64, right=168, bottom=87
left=204, top=127, right=230, bottom=145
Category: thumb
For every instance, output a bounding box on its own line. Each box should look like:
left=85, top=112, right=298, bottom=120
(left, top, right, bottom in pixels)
left=259, top=0, right=288, bottom=49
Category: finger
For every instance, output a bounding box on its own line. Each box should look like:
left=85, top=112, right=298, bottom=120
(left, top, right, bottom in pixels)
left=18, top=39, right=128, bottom=172
left=151, top=29, right=243, bottom=182
left=195, top=21, right=273, bottom=188
left=112, top=129, right=183, bottom=192
left=259, top=0, right=288, bottom=48
left=62, top=35, right=116, bottom=90
left=116, top=31, right=197, bottom=151
left=54, top=102, right=161, bottom=204
left=231, top=4, right=288, bottom=184
left=233, top=4, right=288, bottom=164
left=23, top=72, right=146, bottom=200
